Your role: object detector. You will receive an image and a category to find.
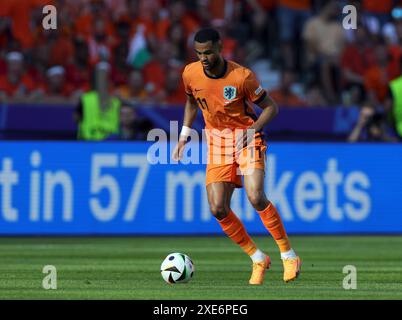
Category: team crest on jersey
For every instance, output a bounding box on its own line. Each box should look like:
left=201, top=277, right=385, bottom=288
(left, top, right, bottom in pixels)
left=223, top=86, right=237, bottom=100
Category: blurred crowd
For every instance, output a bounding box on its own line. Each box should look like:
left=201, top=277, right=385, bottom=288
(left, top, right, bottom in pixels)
left=0, top=0, right=401, bottom=141
left=0, top=0, right=400, bottom=105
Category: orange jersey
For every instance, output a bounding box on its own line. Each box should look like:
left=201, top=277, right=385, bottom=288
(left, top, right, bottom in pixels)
left=182, top=60, right=267, bottom=130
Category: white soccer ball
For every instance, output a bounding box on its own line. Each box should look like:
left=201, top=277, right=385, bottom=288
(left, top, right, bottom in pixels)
left=160, top=252, right=195, bottom=284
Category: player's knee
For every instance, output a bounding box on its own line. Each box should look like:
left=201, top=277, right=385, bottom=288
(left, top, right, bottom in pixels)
left=210, top=204, right=230, bottom=220
left=247, top=190, right=268, bottom=210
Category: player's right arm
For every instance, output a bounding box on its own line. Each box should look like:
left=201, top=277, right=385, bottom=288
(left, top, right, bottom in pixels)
left=172, top=94, right=198, bottom=161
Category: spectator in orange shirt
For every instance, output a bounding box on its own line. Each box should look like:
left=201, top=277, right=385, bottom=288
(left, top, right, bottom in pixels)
left=0, top=51, right=36, bottom=102
left=155, top=0, right=199, bottom=42
left=204, top=0, right=242, bottom=22
left=2, top=0, right=55, bottom=50
left=65, top=38, right=92, bottom=92
left=142, top=41, right=173, bottom=96
left=209, top=19, right=243, bottom=63
left=383, top=16, right=402, bottom=73
left=364, top=43, right=399, bottom=106
left=74, top=0, right=115, bottom=40
left=48, top=28, right=75, bottom=67
left=340, top=27, right=376, bottom=104
left=115, top=70, right=150, bottom=103
left=27, top=40, right=50, bottom=85
left=167, top=22, right=188, bottom=64
left=104, top=0, right=127, bottom=21
left=37, top=66, right=78, bottom=104
left=269, top=70, right=307, bottom=107
left=163, top=67, right=186, bottom=106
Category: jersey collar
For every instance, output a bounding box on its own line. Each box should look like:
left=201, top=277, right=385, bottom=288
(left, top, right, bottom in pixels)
left=203, top=59, right=227, bottom=79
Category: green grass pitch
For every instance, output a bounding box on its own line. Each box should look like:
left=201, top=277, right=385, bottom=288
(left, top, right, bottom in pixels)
left=0, top=236, right=401, bottom=300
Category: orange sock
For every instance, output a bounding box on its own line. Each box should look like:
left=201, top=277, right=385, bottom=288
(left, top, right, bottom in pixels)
left=217, top=210, right=257, bottom=256
left=257, top=202, right=291, bottom=253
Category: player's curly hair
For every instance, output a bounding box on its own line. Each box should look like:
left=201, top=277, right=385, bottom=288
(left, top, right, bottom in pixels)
left=194, top=28, right=220, bottom=44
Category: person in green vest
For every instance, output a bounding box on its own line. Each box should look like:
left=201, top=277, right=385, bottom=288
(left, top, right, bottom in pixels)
left=388, top=69, right=402, bottom=138
left=75, top=61, right=121, bottom=140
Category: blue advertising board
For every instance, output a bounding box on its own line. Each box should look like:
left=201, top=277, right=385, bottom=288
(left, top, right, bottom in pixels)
left=0, top=142, right=401, bottom=234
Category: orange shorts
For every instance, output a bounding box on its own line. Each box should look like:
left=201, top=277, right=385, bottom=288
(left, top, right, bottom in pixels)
left=206, top=136, right=267, bottom=188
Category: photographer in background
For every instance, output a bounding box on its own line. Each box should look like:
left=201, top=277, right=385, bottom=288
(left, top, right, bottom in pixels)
left=348, top=105, right=398, bottom=142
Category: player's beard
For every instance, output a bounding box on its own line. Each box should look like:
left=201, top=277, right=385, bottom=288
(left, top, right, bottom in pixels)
left=203, top=57, right=220, bottom=72
left=202, top=61, right=213, bottom=70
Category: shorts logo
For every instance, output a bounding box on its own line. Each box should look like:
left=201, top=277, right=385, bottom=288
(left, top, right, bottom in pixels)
left=223, top=86, right=237, bottom=100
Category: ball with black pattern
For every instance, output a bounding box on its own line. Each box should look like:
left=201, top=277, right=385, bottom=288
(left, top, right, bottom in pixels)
left=160, top=252, right=195, bottom=284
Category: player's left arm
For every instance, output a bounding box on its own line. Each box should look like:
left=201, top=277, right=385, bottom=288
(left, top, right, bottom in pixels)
left=243, top=69, right=279, bottom=131
left=249, top=94, right=279, bottom=132
left=236, top=69, right=279, bottom=149
left=236, top=94, right=278, bottom=150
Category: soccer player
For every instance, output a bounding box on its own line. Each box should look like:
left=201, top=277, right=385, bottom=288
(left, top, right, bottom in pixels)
left=172, top=28, right=301, bottom=285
